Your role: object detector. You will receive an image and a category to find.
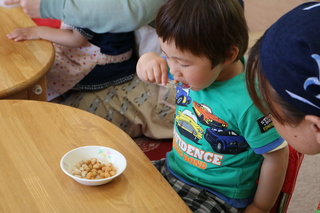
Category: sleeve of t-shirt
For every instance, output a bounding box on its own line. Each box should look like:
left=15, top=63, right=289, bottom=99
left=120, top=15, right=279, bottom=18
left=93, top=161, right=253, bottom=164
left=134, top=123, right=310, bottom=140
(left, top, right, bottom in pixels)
left=40, top=0, right=166, bottom=33
left=238, top=104, right=285, bottom=154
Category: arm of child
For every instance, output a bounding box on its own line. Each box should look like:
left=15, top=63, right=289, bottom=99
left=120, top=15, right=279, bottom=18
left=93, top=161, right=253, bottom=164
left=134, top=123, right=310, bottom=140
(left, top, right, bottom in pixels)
left=136, top=52, right=168, bottom=86
left=244, top=145, right=289, bottom=213
left=4, top=0, right=165, bottom=33
left=7, top=26, right=88, bottom=48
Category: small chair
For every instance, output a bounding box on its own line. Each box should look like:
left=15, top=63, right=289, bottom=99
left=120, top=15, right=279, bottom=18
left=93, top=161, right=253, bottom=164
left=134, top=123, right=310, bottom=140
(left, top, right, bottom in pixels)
left=270, top=145, right=304, bottom=213
left=32, top=18, right=61, bottom=29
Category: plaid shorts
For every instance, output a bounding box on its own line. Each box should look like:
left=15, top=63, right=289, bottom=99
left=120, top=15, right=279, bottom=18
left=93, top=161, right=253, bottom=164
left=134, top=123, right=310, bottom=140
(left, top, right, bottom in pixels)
left=152, top=159, right=243, bottom=213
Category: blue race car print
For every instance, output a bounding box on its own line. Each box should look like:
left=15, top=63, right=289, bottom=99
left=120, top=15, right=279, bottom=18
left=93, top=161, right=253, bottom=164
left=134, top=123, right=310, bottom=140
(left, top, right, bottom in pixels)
left=176, top=87, right=191, bottom=106
left=204, top=127, right=249, bottom=154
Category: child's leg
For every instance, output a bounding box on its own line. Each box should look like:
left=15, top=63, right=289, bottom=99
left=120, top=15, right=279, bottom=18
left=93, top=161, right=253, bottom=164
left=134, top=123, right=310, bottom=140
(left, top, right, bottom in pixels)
left=153, top=159, right=243, bottom=213
left=46, top=43, right=100, bottom=101
left=61, top=74, right=176, bottom=139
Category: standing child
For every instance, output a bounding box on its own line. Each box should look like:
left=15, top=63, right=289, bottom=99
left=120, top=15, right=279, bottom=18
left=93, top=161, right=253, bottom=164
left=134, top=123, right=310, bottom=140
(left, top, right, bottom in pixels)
left=7, top=22, right=136, bottom=101
left=245, top=3, right=320, bottom=211
left=136, top=0, right=288, bottom=212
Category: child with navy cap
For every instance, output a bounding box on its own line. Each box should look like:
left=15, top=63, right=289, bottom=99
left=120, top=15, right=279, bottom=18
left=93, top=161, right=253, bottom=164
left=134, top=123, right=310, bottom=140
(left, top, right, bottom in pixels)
left=246, top=3, right=320, bottom=211
left=246, top=2, right=320, bottom=155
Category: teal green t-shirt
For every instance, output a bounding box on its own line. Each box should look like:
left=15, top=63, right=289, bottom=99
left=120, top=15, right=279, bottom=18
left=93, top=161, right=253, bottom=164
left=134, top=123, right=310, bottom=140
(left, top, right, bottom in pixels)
left=167, top=71, right=282, bottom=201
left=40, top=0, right=165, bottom=33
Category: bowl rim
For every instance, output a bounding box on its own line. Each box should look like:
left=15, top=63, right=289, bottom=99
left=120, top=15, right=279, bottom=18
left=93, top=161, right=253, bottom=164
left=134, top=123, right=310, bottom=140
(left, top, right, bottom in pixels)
left=60, top=145, right=127, bottom=182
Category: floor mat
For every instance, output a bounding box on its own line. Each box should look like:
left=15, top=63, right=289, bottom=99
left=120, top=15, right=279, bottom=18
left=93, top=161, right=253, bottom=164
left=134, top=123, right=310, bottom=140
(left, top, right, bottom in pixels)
left=134, top=137, right=172, bottom=161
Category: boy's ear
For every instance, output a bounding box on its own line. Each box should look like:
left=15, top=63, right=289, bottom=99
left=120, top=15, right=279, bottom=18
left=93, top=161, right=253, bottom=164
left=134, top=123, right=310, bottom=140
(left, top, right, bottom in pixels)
left=305, top=115, right=320, bottom=145
left=223, top=45, right=239, bottom=65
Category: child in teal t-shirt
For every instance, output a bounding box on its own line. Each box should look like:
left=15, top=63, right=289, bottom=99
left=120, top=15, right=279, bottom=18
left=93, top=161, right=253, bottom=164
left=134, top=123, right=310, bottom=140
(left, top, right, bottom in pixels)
left=137, top=0, right=289, bottom=212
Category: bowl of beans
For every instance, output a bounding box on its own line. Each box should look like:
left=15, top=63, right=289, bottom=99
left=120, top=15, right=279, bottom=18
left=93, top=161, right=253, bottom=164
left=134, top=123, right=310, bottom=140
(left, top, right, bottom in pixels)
left=60, top=146, right=127, bottom=186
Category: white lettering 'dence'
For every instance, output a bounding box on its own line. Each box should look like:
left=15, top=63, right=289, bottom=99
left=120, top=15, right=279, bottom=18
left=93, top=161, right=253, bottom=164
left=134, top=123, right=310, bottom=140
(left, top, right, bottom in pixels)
left=173, top=130, right=224, bottom=169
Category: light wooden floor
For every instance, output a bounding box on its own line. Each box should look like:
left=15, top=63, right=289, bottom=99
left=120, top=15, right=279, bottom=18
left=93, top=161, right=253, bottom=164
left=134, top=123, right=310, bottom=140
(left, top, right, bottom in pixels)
left=245, top=0, right=311, bottom=32
left=244, top=0, right=320, bottom=212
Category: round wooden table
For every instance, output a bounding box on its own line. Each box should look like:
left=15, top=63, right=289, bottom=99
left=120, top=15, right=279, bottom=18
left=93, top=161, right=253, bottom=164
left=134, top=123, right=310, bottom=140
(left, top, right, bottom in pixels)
left=0, top=7, right=54, bottom=100
left=0, top=100, right=191, bottom=212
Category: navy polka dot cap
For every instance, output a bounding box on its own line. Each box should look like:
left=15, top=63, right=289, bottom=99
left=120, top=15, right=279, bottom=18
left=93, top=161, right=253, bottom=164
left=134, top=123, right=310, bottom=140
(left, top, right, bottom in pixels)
left=260, top=2, right=320, bottom=117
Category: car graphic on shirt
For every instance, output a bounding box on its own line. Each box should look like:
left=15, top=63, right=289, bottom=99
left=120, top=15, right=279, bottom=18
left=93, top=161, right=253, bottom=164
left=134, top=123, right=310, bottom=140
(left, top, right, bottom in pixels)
left=192, top=101, right=228, bottom=128
left=176, top=87, right=191, bottom=106
left=176, top=110, right=204, bottom=143
left=204, top=127, right=249, bottom=154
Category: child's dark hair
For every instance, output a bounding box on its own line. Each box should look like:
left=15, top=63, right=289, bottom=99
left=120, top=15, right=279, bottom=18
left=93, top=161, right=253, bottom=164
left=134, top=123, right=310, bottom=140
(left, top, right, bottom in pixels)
left=246, top=38, right=306, bottom=126
left=155, top=0, right=248, bottom=67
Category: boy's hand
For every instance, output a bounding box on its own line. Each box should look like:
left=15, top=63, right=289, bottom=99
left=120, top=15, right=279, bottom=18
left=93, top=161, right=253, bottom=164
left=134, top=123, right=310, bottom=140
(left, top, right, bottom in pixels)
left=7, top=27, right=41, bottom=41
left=243, top=204, right=269, bottom=213
left=136, top=52, right=168, bottom=86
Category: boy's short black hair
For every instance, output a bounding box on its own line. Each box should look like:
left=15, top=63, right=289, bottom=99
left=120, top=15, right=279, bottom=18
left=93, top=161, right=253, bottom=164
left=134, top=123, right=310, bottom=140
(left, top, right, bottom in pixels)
left=155, top=0, right=248, bottom=67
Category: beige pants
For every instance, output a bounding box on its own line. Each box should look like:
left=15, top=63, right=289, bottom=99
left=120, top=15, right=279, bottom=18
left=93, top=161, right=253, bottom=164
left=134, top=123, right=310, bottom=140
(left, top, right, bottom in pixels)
left=62, top=74, right=176, bottom=139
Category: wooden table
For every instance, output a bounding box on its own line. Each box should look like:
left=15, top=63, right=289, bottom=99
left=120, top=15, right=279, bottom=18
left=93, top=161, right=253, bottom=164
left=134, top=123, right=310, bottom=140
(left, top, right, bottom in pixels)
left=0, top=7, right=54, bottom=101
left=0, top=100, right=191, bottom=212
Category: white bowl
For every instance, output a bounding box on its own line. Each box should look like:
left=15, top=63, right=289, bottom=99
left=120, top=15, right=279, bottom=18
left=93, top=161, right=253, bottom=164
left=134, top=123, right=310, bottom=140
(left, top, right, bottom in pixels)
left=60, top=146, right=127, bottom=186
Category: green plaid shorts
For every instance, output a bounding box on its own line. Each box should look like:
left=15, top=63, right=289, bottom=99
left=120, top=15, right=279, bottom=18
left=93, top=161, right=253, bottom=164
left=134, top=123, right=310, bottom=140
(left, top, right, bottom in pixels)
left=153, top=158, right=243, bottom=213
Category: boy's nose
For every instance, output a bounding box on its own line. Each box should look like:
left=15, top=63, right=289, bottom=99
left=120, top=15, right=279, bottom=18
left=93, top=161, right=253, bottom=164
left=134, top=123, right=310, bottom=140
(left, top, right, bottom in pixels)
left=169, top=66, right=181, bottom=78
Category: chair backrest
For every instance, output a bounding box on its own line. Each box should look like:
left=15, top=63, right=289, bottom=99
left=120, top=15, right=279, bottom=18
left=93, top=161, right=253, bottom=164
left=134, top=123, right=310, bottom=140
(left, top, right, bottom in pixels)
left=270, top=145, right=304, bottom=213
left=32, top=18, right=62, bottom=29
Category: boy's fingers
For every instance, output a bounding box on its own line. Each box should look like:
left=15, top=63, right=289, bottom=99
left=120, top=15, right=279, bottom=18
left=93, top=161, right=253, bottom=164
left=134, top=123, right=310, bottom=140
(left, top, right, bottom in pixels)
left=146, top=68, right=155, bottom=83
left=153, top=67, right=163, bottom=84
left=7, top=32, right=17, bottom=39
left=161, top=63, right=168, bottom=86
